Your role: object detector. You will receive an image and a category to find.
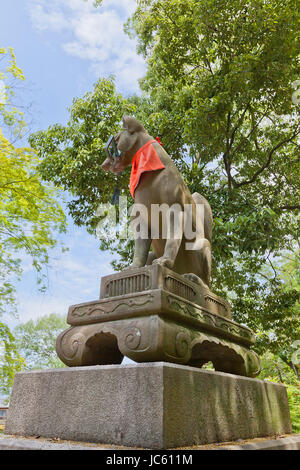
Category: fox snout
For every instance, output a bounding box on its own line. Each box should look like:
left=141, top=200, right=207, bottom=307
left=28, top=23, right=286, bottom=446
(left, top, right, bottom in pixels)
left=101, top=158, right=112, bottom=172
left=101, top=157, right=125, bottom=174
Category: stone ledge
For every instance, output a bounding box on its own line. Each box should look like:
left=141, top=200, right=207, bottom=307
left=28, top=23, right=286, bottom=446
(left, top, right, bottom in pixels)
left=1, top=434, right=299, bottom=450
left=215, top=435, right=300, bottom=450
left=0, top=434, right=104, bottom=450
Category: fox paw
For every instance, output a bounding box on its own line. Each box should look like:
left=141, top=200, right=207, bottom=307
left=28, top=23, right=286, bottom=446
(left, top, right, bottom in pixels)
left=183, top=273, right=208, bottom=289
left=152, top=257, right=174, bottom=269
left=122, top=264, right=143, bottom=271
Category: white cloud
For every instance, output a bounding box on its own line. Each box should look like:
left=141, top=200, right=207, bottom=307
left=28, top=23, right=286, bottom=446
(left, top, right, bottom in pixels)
left=28, top=0, right=145, bottom=93
left=101, top=0, right=138, bottom=15
left=16, top=296, right=69, bottom=323
left=29, top=4, right=69, bottom=32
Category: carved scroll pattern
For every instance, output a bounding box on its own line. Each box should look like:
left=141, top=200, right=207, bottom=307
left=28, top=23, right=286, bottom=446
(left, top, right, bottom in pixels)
left=56, top=328, right=86, bottom=366
left=70, top=293, right=154, bottom=318
left=166, top=296, right=254, bottom=343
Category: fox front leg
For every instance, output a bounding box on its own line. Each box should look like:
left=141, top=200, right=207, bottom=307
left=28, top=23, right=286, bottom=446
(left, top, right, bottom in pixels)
left=152, top=238, right=182, bottom=269
left=123, top=237, right=152, bottom=270
left=152, top=208, right=183, bottom=269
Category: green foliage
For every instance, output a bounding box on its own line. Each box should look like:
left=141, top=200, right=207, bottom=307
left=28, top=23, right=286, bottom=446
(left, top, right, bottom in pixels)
left=0, top=48, right=67, bottom=315
left=287, top=384, right=300, bottom=433
left=259, top=351, right=300, bottom=432
left=0, top=47, right=67, bottom=395
left=0, top=322, right=24, bottom=396
left=127, top=0, right=300, bottom=357
left=259, top=353, right=300, bottom=433
left=29, top=77, right=136, bottom=231
left=0, top=47, right=26, bottom=140
left=90, top=0, right=103, bottom=6
left=14, top=313, right=68, bottom=370
left=259, top=351, right=299, bottom=385
left=0, top=131, right=67, bottom=310
left=30, top=1, right=300, bottom=358
left=255, top=250, right=300, bottom=364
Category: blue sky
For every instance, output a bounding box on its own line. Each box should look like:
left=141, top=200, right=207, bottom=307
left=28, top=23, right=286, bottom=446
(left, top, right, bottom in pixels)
left=1, top=0, right=145, bottom=329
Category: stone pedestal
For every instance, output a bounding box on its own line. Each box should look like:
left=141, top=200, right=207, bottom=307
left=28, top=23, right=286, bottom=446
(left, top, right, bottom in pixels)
left=56, top=265, right=261, bottom=378
left=5, top=363, right=292, bottom=449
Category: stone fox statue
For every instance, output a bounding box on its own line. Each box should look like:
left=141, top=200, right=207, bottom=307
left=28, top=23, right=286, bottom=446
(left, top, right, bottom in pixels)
left=101, top=116, right=213, bottom=288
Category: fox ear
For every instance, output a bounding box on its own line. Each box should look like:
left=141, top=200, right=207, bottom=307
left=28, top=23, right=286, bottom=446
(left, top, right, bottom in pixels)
left=122, top=115, right=146, bottom=133
left=122, top=115, right=130, bottom=129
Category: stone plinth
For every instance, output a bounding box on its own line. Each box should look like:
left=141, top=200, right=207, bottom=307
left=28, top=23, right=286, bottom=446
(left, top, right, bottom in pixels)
left=5, top=363, right=292, bottom=449
left=56, top=265, right=261, bottom=378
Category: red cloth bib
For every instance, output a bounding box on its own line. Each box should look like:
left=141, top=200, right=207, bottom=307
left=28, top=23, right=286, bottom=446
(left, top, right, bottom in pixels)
left=129, top=140, right=165, bottom=198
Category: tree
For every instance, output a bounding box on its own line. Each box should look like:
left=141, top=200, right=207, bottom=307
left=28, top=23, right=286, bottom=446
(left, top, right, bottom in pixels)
left=262, top=249, right=300, bottom=379
left=14, top=314, right=68, bottom=369
left=0, top=47, right=67, bottom=393
left=0, top=322, right=24, bottom=397
left=29, top=0, right=300, bottom=357
left=259, top=351, right=298, bottom=384
left=29, top=77, right=136, bottom=231
left=125, top=0, right=300, bottom=358
left=258, top=350, right=300, bottom=432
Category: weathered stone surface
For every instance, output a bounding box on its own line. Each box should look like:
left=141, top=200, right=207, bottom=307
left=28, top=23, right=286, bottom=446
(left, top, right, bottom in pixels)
left=56, top=315, right=260, bottom=377
left=99, top=264, right=231, bottom=321
left=5, top=363, right=292, bottom=449
left=57, top=265, right=260, bottom=378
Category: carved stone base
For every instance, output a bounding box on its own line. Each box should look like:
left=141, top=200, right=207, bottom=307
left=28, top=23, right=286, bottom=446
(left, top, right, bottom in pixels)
left=56, top=265, right=261, bottom=378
